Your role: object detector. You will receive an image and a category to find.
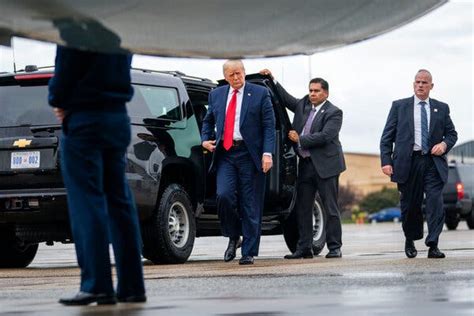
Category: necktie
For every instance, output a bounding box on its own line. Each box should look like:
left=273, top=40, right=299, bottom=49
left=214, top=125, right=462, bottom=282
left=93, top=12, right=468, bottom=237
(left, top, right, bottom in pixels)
left=223, top=89, right=239, bottom=150
left=420, top=101, right=429, bottom=154
left=299, top=107, right=317, bottom=158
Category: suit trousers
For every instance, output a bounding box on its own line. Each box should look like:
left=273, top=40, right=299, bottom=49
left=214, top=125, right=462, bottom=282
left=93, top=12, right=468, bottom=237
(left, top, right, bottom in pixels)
left=397, top=154, right=445, bottom=247
left=294, top=158, right=342, bottom=251
left=216, top=144, right=264, bottom=257
left=60, top=111, right=145, bottom=297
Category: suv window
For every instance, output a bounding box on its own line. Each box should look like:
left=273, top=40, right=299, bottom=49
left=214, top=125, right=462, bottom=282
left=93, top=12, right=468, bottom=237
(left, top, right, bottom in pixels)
left=129, top=85, right=181, bottom=122
left=447, top=166, right=459, bottom=185
left=0, top=85, right=57, bottom=127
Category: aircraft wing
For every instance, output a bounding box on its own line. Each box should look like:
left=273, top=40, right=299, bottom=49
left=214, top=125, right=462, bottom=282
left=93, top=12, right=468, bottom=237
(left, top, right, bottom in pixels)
left=0, top=0, right=446, bottom=58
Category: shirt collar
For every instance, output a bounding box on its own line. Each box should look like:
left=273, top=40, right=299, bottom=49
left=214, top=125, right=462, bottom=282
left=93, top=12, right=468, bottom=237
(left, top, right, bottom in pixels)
left=229, top=82, right=245, bottom=95
left=312, top=100, right=326, bottom=110
left=414, top=95, right=430, bottom=106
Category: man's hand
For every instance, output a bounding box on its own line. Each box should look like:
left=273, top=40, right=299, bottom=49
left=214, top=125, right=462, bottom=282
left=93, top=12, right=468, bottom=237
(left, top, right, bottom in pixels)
left=381, top=165, right=393, bottom=176
left=53, top=107, right=65, bottom=123
left=202, top=140, right=216, bottom=152
left=431, top=142, right=447, bottom=156
left=288, top=130, right=299, bottom=143
left=262, top=155, right=273, bottom=173
left=259, top=69, right=274, bottom=80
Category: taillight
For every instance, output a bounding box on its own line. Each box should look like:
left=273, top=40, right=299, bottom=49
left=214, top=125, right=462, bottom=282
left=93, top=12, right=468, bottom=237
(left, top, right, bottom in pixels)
left=14, top=73, right=54, bottom=80
left=456, top=182, right=464, bottom=200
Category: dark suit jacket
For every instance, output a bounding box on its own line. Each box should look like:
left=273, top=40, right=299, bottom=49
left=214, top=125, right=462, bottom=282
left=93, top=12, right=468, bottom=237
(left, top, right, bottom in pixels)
left=275, top=83, right=346, bottom=179
left=201, top=82, right=276, bottom=171
left=380, top=96, right=457, bottom=184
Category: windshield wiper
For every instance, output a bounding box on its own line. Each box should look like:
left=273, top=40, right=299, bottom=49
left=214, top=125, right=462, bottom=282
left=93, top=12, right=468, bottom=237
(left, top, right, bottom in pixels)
left=30, top=125, right=62, bottom=134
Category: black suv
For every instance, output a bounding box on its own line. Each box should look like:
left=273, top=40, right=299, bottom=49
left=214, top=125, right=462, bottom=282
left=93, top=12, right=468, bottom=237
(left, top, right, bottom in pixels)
left=0, top=67, right=326, bottom=267
left=443, top=162, right=474, bottom=230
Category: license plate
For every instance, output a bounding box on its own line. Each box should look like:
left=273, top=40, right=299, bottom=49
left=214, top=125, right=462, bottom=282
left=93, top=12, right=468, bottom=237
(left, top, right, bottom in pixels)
left=11, top=151, right=40, bottom=169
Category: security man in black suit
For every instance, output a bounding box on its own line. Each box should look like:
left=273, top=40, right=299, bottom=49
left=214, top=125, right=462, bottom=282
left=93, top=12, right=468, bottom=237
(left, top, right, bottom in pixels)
left=380, top=69, right=457, bottom=259
left=260, top=69, right=346, bottom=259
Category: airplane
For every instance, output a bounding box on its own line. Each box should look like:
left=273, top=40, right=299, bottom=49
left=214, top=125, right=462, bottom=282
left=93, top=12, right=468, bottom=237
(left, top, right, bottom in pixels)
left=0, top=0, right=446, bottom=58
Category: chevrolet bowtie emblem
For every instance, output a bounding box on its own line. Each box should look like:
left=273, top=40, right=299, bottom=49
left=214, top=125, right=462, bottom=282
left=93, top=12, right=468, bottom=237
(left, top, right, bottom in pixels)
left=13, top=139, right=32, bottom=148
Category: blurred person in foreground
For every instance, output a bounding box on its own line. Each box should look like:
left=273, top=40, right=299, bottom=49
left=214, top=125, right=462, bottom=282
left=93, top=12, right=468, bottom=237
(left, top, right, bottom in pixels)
left=380, top=69, right=457, bottom=259
left=49, top=45, right=146, bottom=305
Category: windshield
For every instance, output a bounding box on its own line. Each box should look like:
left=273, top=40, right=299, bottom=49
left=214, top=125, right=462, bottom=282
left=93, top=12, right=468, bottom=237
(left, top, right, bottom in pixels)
left=0, top=85, right=57, bottom=127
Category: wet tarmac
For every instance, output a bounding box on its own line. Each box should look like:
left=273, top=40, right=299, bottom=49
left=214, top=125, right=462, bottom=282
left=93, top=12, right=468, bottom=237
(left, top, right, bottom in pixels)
left=0, top=223, right=473, bottom=315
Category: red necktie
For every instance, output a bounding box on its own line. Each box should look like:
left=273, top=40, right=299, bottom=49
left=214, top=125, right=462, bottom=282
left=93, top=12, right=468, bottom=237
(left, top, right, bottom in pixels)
left=223, top=89, right=239, bottom=150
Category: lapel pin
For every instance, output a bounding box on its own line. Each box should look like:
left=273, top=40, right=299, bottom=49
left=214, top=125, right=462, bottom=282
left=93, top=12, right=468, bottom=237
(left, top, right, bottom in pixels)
left=248, top=93, right=251, bottom=96
left=434, top=108, right=438, bottom=112
left=321, top=109, right=325, bottom=113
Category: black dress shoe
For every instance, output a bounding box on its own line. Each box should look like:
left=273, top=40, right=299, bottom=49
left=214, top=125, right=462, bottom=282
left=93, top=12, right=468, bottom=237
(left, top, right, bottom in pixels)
left=325, top=248, right=342, bottom=258
left=239, top=255, right=254, bottom=265
left=284, top=249, right=313, bottom=259
left=59, top=291, right=117, bottom=306
left=118, top=294, right=147, bottom=303
left=428, top=247, right=446, bottom=259
left=326, top=248, right=342, bottom=259
left=405, top=239, right=417, bottom=258
left=224, top=237, right=241, bottom=262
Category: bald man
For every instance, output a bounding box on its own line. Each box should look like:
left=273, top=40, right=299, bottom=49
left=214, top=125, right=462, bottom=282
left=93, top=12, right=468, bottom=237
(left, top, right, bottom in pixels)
left=380, top=69, right=457, bottom=259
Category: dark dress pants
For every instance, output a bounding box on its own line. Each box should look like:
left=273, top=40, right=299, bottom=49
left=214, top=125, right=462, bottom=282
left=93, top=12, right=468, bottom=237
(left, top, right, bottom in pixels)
left=60, top=111, right=145, bottom=297
left=397, top=154, right=445, bottom=247
left=294, top=158, right=342, bottom=251
left=216, top=145, right=263, bottom=257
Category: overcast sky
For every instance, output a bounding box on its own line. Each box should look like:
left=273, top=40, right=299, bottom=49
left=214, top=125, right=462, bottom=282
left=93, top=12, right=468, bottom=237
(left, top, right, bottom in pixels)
left=0, top=0, right=472, bottom=154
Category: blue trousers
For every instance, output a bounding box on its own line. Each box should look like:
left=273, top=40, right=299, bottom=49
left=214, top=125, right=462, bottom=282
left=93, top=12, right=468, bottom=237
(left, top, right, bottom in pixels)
left=61, top=111, right=145, bottom=297
left=216, top=145, right=264, bottom=257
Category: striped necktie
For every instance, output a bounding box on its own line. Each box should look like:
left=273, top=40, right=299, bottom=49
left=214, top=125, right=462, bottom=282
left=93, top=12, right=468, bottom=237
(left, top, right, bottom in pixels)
left=419, top=101, right=429, bottom=154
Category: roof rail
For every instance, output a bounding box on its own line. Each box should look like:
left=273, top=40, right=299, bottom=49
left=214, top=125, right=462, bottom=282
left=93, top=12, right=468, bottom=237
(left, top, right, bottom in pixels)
left=131, top=68, right=213, bottom=83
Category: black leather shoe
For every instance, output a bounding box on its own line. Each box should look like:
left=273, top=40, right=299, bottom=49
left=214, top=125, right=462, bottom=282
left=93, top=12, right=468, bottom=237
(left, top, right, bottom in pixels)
left=325, top=248, right=342, bottom=258
left=239, top=255, right=254, bottom=265
left=224, top=237, right=241, bottom=262
left=59, top=291, right=117, bottom=306
left=284, top=249, right=313, bottom=259
left=405, top=239, right=417, bottom=258
left=428, top=247, right=446, bottom=259
left=118, top=294, right=147, bottom=303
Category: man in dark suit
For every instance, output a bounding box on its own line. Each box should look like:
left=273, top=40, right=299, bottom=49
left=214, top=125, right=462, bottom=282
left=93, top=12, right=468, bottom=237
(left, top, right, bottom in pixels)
left=49, top=46, right=146, bottom=305
left=260, top=69, right=346, bottom=259
left=380, top=69, right=457, bottom=259
left=201, top=60, right=275, bottom=265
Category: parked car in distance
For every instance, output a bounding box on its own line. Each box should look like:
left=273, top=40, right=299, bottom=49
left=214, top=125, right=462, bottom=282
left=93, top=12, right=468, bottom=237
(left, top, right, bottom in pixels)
left=368, top=207, right=401, bottom=223
left=443, top=162, right=474, bottom=230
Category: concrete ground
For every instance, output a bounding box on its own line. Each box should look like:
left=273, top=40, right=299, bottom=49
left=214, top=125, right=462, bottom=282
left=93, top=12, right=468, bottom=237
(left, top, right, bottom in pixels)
left=0, top=222, right=473, bottom=315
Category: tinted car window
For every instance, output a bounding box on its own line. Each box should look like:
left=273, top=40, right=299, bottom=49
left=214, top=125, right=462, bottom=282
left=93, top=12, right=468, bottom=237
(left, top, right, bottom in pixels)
left=128, top=85, right=181, bottom=122
left=447, top=166, right=459, bottom=185
left=0, top=85, right=57, bottom=127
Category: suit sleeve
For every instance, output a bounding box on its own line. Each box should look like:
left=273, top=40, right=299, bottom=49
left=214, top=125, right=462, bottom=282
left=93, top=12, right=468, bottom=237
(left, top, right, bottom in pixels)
left=299, top=108, right=342, bottom=148
left=275, top=82, right=299, bottom=113
left=442, top=104, right=457, bottom=152
left=201, top=91, right=216, bottom=142
left=261, top=89, right=276, bottom=154
left=380, top=102, right=398, bottom=167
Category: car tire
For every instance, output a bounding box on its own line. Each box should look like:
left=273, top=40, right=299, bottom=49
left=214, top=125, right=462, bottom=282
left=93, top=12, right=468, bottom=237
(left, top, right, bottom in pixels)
left=283, top=195, right=326, bottom=256
left=142, top=184, right=196, bottom=264
left=445, top=213, right=460, bottom=230
left=465, top=210, right=474, bottom=230
left=0, top=230, right=38, bottom=268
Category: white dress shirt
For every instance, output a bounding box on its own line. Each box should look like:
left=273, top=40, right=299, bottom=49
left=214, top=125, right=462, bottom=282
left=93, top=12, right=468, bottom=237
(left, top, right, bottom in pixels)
left=225, top=83, right=245, bottom=141
left=413, top=95, right=431, bottom=151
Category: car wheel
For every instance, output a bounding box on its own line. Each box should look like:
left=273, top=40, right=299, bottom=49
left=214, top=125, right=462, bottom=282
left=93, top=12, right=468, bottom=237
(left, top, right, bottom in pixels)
left=465, top=209, right=474, bottom=230
left=0, top=228, right=38, bottom=268
left=142, top=184, right=196, bottom=264
left=283, top=195, right=326, bottom=256
left=445, top=213, right=460, bottom=230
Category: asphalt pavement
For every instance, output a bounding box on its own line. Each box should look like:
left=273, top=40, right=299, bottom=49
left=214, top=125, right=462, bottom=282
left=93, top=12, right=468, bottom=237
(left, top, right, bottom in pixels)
left=0, top=222, right=473, bottom=315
